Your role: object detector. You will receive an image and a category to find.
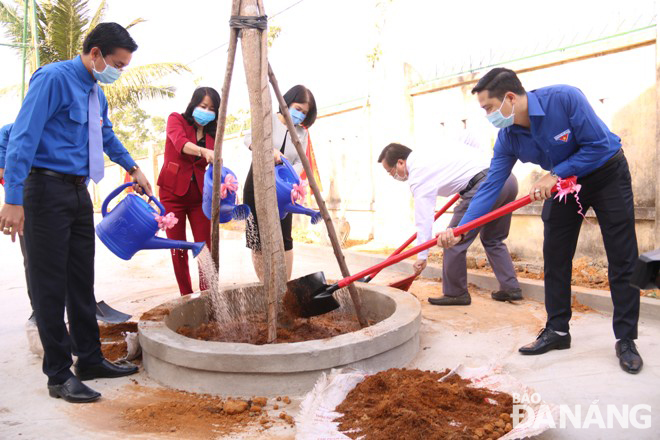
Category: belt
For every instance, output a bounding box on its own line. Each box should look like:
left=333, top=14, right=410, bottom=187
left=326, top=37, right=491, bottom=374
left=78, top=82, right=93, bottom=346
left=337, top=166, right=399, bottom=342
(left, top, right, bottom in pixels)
left=30, top=168, right=87, bottom=185
left=460, top=168, right=489, bottom=196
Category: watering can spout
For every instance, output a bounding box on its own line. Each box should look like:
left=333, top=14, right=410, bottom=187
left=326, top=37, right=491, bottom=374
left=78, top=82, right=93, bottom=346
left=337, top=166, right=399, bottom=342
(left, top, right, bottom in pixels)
left=142, top=236, right=206, bottom=258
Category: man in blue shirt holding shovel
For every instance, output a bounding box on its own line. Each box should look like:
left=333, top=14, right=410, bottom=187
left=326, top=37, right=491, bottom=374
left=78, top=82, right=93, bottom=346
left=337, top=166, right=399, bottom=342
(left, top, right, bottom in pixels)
left=0, top=23, right=153, bottom=402
left=437, top=68, right=642, bottom=374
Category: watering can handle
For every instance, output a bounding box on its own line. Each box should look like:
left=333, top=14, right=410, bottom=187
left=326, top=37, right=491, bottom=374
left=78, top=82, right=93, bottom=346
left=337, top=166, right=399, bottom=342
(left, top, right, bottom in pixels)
left=101, top=182, right=166, bottom=217
left=279, top=156, right=299, bottom=182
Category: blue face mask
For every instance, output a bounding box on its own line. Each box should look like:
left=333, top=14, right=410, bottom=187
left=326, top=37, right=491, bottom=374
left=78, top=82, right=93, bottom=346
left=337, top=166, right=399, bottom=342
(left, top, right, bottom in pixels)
left=193, top=107, right=216, bottom=126
left=486, top=98, right=515, bottom=129
left=92, top=56, right=122, bottom=84
left=290, top=108, right=306, bottom=126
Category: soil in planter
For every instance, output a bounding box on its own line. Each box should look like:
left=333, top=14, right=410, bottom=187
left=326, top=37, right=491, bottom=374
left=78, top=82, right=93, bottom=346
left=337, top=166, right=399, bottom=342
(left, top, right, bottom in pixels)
left=177, top=311, right=368, bottom=344
left=334, top=368, right=514, bottom=440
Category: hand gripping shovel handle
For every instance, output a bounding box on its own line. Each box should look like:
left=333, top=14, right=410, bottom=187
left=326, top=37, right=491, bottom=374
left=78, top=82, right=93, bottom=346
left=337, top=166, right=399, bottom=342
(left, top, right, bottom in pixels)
left=319, top=188, right=559, bottom=298
left=362, top=193, right=461, bottom=283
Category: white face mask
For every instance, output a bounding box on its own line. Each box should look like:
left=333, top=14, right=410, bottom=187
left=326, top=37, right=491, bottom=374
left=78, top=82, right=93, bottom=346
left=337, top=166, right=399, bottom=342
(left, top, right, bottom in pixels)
left=392, top=163, right=408, bottom=181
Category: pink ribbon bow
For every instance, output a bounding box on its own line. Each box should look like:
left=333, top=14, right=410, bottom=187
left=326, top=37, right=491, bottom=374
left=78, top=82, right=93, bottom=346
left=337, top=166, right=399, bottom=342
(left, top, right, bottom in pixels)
left=554, top=176, right=586, bottom=218
left=220, top=174, right=238, bottom=199
left=154, top=212, right=179, bottom=231
left=291, top=180, right=308, bottom=205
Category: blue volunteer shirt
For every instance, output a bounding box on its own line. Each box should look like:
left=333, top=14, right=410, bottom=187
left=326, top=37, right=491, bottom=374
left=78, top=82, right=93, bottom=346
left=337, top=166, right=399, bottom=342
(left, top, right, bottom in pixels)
left=4, top=55, right=136, bottom=205
left=0, top=123, right=11, bottom=169
left=459, top=84, right=621, bottom=226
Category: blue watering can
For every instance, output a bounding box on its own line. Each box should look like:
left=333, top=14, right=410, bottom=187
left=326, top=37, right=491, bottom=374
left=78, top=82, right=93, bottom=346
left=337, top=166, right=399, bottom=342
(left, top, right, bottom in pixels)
left=96, top=183, right=205, bottom=260
left=276, top=157, right=322, bottom=224
left=202, top=165, right=251, bottom=223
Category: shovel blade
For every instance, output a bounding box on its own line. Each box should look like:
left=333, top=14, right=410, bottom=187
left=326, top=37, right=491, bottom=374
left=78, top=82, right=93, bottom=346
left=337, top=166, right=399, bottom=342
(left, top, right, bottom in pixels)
left=284, top=271, right=340, bottom=318
left=387, top=273, right=418, bottom=291
left=96, top=300, right=132, bottom=324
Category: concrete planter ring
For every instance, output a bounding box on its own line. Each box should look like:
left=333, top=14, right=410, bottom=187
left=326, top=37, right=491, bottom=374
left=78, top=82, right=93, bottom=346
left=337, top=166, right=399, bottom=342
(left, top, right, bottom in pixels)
left=138, top=282, right=421, bottom=397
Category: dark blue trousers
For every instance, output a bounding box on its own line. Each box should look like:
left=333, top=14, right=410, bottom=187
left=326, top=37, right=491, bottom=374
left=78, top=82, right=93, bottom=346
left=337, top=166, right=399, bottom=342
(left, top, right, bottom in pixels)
left=542, top=150, right=640, bottom=339
left=23, top=173, right=103, bottom=385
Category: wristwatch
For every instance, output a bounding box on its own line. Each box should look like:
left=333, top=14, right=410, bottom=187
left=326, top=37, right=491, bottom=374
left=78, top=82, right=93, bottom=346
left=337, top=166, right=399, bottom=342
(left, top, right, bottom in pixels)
left=550, top=170, right=558, bottom=179
left=128, top=165, right=140, bottom=175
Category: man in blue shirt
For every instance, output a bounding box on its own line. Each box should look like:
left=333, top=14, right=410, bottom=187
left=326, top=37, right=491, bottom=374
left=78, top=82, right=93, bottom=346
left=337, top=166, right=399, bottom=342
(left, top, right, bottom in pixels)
left=0, top=23, right=153, bottom=402
left=437, top=68, right=642, bottom=374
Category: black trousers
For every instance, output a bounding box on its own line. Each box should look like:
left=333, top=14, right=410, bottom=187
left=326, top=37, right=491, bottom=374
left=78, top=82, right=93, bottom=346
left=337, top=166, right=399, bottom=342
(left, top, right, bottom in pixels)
left=542, top=150, right=639, bottom=339
left=23, top=173, right=103, bottom=385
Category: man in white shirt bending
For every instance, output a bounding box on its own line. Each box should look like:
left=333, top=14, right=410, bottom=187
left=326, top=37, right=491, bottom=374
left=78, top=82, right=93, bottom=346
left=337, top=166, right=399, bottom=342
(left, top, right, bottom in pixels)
left=378, top=142, right=521, bottom=305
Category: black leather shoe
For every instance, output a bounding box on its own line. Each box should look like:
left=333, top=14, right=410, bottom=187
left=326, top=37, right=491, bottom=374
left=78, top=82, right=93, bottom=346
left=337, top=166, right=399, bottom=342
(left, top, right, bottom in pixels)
left=519, top=328, right=571, bottom=355
left=491, top=288, right=523, bottom=301
left=75, top=359, right=139, bottom=381
left=428, top=292, right=471, bottom=306
left=48, top=377, right=101, bottom=403
left=616, top=339, right=643, bottom=374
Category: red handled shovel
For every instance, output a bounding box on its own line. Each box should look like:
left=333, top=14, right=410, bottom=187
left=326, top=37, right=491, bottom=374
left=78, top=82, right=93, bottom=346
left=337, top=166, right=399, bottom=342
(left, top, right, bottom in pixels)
left=363, top=194, right=461, bottom=291
left=288, top=184, right=566, bottom=318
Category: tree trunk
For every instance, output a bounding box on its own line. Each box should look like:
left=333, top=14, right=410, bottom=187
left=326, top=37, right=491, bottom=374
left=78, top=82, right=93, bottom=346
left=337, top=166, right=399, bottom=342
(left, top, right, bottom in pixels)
left=241, top=0, right=286, bottom=342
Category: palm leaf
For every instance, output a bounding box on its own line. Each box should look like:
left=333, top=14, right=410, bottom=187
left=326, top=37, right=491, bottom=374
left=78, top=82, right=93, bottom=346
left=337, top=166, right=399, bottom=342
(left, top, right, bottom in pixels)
left=103, top=84, right=177, bottom=110
left=124, top=17, right=145, bottom=30
left=101, top=63, right=190, bottom=111
left=0, top=1, right=26, bottom=50
left=86, top=0, right=104, bottom=34
left=49, top=0, right=88, bottom=60
left=0, top=83, right=21, bottom=98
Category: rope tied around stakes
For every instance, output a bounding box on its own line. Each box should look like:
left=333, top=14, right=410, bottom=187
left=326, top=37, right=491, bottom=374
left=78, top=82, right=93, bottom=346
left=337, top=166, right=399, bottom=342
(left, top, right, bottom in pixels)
left=229, top=15, right=268, bottom=30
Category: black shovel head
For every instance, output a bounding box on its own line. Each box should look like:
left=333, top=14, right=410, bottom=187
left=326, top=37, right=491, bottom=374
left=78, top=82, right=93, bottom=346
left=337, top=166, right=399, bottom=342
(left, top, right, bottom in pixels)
left=284, top=271, right=340, bottom=318
left=96, top=300, right=132, bottom=324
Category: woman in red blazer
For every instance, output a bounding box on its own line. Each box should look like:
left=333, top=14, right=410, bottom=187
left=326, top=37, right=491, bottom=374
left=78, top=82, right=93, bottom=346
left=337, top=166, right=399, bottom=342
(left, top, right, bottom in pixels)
left=157, top=87, right=220, bottom=295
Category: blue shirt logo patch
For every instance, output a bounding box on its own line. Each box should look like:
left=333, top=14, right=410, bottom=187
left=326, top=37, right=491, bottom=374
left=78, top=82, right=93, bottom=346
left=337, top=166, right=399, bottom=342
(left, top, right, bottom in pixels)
left=554, top=129, right=571, bottom=142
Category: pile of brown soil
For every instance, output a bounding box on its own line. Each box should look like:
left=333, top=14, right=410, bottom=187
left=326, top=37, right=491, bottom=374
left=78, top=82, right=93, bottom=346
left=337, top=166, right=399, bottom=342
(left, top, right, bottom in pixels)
left=98, top=322, right=138, bottom=362
left=177, top=312, right=364, bottom=344
left=76, top=384, right=295, bottom=437
left=123, top=394, right=251, bottom=435
left=99, top=322, right=138, bottom=340
left=335, top=368, right=513, bottom=440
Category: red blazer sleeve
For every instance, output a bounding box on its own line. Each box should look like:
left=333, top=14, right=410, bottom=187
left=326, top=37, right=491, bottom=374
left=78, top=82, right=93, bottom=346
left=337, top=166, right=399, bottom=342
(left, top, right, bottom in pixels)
left=167, top=113, right=192, bottom=154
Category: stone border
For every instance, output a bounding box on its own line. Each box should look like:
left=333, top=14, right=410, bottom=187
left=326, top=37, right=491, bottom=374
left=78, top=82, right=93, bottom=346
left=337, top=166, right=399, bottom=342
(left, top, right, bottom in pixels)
left=336, top=247, right=660, bottom=322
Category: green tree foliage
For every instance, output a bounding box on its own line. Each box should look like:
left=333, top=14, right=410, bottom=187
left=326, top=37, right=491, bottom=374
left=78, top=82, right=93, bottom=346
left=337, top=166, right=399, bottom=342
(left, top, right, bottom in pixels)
left=0, top=0, right=189, bottom=111
left=111, top=106, right=164, bottom=158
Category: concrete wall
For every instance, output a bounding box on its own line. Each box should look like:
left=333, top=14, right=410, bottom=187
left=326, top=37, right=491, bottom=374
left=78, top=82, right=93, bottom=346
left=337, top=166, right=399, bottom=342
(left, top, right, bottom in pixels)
left=89, top=27, right=660, bottom=265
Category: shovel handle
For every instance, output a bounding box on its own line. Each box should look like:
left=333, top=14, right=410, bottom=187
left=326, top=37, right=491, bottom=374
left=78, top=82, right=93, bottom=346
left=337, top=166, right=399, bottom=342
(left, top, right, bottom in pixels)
left=337, top=187, right=561, bottom=290
left=366, top=193, right=461, bottom=281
